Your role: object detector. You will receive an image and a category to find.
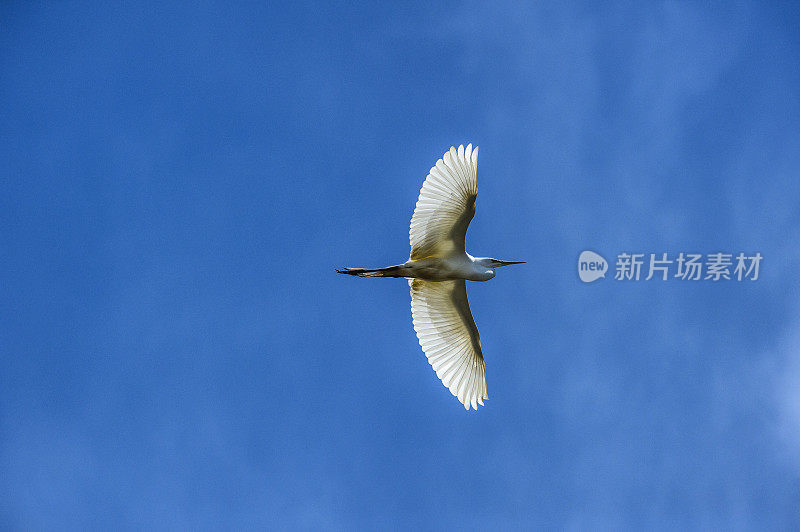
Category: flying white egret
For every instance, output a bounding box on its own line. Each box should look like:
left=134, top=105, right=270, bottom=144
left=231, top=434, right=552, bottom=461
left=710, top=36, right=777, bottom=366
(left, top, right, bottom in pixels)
left=338, top=144, right=523, bottom=410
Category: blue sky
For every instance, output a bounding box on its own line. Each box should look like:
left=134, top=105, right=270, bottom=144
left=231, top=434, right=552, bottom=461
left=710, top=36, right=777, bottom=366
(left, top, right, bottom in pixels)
left=2, top=1, right=800, bottom=529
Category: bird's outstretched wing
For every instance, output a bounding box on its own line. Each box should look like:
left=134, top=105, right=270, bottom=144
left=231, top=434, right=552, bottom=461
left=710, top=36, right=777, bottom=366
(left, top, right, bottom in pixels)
left=409, top=144, right=478, bottom=260
left=409, top=278, right=487, bottom=410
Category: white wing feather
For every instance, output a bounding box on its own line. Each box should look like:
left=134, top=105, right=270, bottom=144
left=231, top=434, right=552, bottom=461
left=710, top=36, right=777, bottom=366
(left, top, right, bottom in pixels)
left=409, top=144, right=478, bottom=260
left=410, top=278, right=487, bottom=410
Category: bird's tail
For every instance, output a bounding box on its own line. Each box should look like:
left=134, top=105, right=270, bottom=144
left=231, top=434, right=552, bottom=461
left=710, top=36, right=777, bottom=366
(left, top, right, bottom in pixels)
left=336, top=265, right=406, bottom=278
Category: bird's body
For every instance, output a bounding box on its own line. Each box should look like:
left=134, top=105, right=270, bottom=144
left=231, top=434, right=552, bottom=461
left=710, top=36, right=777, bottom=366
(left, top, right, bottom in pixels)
left=410, top=254, right=497, bottom=282
left=338, top=144, right=523, bottom=410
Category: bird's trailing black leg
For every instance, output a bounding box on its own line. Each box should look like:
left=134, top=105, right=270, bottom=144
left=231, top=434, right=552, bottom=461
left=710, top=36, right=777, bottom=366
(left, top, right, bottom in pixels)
left=336, top=265, right=406, bottom=278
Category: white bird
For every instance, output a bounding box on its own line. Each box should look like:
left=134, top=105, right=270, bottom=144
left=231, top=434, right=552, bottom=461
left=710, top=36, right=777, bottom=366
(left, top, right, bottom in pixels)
left=338, top=144, right=523, bottom=410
